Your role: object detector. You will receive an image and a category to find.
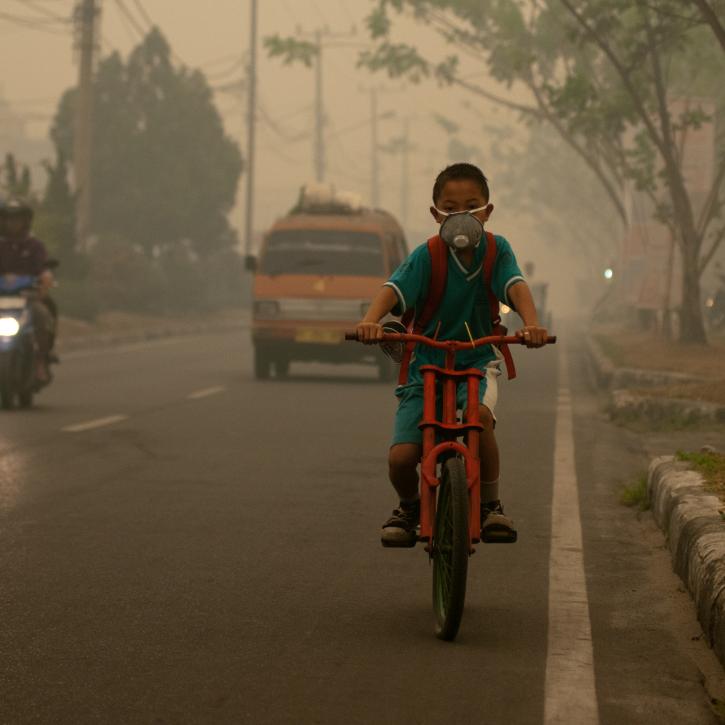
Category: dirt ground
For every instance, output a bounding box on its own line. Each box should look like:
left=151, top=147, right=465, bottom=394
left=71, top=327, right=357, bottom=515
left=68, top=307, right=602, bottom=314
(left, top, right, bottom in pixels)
left=595, top=325, right=725, bottom=405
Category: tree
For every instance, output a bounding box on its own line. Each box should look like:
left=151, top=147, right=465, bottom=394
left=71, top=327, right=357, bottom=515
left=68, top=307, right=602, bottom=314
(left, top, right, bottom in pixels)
left=0, top=153, right=33, bottom=200
left=361, top=0, right=725, bottom=343
left=692, top=0, right=725, bottom=55
left=50, top=28, right=243, bottom=259
left=33, top=152, right=77, bottom=262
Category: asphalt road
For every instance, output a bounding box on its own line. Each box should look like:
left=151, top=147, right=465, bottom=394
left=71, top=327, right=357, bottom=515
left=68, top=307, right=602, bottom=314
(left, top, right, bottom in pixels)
left=0, top=329, right=722, bottom=724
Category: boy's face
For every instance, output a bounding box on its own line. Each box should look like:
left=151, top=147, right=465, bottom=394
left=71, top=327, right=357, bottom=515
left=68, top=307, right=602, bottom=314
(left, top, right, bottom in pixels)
left=430, top=178, right=493, bottom=225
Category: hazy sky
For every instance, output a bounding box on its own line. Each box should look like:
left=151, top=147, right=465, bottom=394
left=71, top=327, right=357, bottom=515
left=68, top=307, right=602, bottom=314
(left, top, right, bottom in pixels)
left=1, top=0, right=564, bottom=299
left=1, top=3, right=531, bottom=218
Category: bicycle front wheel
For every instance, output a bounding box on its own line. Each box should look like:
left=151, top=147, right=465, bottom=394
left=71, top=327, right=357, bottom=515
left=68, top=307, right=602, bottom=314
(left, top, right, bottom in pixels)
left=432, top=457, right=470, bottom=641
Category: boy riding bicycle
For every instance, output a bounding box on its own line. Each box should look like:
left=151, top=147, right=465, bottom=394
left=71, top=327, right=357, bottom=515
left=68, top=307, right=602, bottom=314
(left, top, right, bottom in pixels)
left=355, top=163, right=548, bottom=547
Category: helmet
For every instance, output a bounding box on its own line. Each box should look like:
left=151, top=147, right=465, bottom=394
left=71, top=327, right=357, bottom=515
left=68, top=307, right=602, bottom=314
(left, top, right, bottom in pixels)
left=2, top=197, right=34, bottom=223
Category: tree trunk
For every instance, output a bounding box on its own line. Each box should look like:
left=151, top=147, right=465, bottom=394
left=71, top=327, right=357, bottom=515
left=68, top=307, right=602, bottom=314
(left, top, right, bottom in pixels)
left=678, top=244, right=707, bottom=343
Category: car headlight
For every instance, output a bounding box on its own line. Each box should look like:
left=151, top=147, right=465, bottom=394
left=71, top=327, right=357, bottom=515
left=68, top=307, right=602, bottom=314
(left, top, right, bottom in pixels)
left=254, top=300, right=280, bottom=318
left=0, top=317, right=20, bottom=337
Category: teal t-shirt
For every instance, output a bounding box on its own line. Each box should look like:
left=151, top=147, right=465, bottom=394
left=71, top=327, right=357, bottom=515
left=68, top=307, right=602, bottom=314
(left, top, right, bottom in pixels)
left=384, top=233, right=524, bottom=391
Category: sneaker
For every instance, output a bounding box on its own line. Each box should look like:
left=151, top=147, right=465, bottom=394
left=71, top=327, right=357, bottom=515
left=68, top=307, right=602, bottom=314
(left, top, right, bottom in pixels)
left=480, top=500, right=517, bottom=543
left=379, top=320, right=407, bottom=363
left=381, top=499, right=420, bottom=548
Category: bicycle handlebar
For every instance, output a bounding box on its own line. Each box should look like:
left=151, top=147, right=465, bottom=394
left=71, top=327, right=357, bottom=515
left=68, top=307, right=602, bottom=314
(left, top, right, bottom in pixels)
left=344, top=331, right=557, bottom=350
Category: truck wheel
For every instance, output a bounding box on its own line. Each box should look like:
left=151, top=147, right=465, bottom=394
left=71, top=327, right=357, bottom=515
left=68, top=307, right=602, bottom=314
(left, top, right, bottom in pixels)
left=18, top=390, right=34, bottom=408
left=275, top=358, right=290, bottom=379
left=0, top=353, right=15, bottom=410
left=254, top=346, right=271, bottom=380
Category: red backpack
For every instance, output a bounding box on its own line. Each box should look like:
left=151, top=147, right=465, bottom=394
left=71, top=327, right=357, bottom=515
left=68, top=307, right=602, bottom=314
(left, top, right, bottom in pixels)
left=397, top=231, right=516, bottom=386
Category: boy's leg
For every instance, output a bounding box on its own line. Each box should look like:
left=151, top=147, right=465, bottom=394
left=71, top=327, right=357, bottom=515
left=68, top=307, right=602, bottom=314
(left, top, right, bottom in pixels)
left=382, top=388, right=424, bottom=547
left=388, top=443, right=422, bottom=501
left=381, top=444, right=422, bottom=546
left=478, top=404, right=499, bottom=503
left=478, top=403, right=517, bottom=542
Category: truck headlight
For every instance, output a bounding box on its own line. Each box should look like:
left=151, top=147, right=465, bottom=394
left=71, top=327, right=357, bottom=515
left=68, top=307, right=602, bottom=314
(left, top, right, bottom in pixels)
left=0, top=317, right=20, bottom=337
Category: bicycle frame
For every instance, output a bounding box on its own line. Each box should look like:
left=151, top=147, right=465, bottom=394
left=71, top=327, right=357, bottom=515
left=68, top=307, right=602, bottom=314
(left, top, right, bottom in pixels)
left=346, top=331, right=557, bottom=549
left=419, top=355, right=484, bottom=548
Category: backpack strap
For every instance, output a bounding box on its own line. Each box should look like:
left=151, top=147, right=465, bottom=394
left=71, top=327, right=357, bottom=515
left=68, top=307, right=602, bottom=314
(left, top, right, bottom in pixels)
left=397, top=232, right=517, bottom=386
left=483, top=231, right=517, bottom=380
left=398, top=235, right=447, bottom=386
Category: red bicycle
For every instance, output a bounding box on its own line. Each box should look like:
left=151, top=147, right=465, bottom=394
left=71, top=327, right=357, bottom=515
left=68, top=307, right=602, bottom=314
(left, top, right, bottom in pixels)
left=346, top=331, right=556, bottom=640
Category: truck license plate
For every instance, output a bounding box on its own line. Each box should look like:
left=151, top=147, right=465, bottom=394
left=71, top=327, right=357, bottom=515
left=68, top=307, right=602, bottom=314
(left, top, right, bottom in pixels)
left=295, top=328, right=343, bottom=344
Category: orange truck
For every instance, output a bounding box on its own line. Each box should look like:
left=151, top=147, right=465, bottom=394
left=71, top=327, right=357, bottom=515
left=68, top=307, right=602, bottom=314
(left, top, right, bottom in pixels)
left=250, top=189, right=407, bottom=380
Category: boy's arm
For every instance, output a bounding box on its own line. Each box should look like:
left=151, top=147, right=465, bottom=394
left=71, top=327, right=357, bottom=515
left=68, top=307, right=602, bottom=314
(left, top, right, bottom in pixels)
left=508, top=281, right=548, bottom=347
left=355, top=285, right=399, bottom=343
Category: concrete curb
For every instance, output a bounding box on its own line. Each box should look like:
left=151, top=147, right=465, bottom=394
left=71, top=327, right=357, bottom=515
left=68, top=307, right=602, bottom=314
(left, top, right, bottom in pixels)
left=588, top=336, right=700, bottom=388
left=58, top=317, right=250, bottom=353
left=648, top=456, right=725, bottom=667
left=611, top=390, right=725, bottom=425
left=587, top=335, right=725, bottom=424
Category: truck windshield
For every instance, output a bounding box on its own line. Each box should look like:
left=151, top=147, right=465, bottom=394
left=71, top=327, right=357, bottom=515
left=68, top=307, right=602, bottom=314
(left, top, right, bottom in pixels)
left=260, top=229, right=384, bottom=276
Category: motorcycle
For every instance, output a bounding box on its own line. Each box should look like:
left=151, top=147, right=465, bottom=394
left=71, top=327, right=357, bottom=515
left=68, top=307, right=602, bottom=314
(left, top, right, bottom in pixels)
left=0, top=274, right=48, bottom=409
left=705, top=286, right=725, bottom=333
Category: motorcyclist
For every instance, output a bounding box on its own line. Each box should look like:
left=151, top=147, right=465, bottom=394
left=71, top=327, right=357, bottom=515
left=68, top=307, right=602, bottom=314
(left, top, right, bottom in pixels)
left=0, top=198, right=57, bottom=383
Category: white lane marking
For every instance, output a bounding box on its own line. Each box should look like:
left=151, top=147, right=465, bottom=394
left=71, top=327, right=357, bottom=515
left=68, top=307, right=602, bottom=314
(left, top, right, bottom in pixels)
left=62, top=415, right=128, bottom=433
left=187, top=386, right=225, bottom=400
left=544, top=346, right=600, bottom=724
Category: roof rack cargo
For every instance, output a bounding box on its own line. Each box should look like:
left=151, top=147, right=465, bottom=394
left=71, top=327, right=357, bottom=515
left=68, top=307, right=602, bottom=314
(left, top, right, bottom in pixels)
left=289, top=182, right=365, bottom=216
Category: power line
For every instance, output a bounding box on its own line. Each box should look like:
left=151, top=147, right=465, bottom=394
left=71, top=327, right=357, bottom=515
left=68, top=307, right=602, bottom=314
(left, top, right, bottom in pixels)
left=125, top=0, right=187, bottom=66
left=110, top=0, right=142, bottom=44
left=130, top=0, right=154, bottom=29
left=0, top=10, right=70, bottom=34
left=14, top=0, right=71, bottom=23
left=112, top=0, right=145, bottom=40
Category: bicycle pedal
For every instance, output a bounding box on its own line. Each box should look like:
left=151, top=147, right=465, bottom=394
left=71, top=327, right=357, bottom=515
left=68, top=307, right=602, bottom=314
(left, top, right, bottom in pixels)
left=381, top=535, right=417, bottom=548
left=481, top=529, right=518, bottom=544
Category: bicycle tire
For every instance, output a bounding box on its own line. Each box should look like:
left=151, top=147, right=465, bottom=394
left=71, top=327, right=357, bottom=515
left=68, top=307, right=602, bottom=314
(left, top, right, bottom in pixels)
left=432, top=456, right=469, bottom=641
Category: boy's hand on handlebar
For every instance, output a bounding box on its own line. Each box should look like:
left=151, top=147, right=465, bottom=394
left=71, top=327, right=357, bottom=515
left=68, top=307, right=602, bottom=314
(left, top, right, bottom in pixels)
left=516, top=325, right=548, bottom=348
left=356, top=321, right=384, bottom=344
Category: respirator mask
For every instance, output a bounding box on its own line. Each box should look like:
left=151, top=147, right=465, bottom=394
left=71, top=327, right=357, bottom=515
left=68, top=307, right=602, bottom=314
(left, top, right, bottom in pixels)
left=436, top=206, right=488, bottom=251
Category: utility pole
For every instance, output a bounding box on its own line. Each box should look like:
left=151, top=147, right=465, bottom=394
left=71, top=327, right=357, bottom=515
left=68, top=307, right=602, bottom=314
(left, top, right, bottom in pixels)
left=244, top=0, right=258, bottom=266
left=73, top=0, right=99, bottom=252
left=370, top=88, right=379, bottom=208
left=380, top=114, right=415, bottom=228
left=401, top=116, right=411, bottom=227
left=313, top=29, right=324, bottom=182
left=287, top=27, right=357, bottom=183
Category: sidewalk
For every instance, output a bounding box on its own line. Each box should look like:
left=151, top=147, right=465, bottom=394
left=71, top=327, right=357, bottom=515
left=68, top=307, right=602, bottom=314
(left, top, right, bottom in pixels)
left=57, top=309, right=250, bottom=352
left=588, top=326, right=725, bottom=426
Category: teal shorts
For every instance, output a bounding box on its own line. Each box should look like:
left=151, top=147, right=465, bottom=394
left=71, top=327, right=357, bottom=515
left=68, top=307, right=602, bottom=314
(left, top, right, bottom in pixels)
left=391, top=360, right=501, bottom=446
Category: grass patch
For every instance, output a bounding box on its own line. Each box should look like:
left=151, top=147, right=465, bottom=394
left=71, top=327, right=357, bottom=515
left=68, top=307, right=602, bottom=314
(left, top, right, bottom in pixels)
left=676, top=450, right=725, bottom=500
left=620, top=472, right=650, bottom=510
